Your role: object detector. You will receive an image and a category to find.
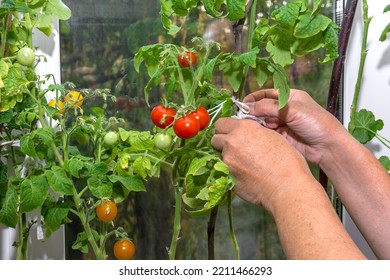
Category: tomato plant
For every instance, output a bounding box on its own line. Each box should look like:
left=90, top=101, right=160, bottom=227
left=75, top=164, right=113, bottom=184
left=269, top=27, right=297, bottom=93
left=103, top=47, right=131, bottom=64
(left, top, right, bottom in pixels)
left=96, top=200, right=118, bottom=222
left=16, top=47, right=35, bottom=66
left=134, top=0, right=339, bottom=260
left=150, top=104, right=176, bottom=128
left=178, top=51, right=197, bottom=67
left=113, top=240, right=136, bottom=260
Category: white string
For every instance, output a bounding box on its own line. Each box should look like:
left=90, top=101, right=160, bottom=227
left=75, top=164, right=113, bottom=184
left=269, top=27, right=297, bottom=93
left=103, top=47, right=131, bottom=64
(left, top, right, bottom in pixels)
left=231, top=97, right=266, bottom=126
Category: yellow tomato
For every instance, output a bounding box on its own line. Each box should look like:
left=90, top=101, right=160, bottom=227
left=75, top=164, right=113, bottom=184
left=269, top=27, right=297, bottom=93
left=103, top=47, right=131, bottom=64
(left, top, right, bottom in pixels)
left=64, top=91, right=83, bottom=108
left=47, top=99, right=65, bottom=114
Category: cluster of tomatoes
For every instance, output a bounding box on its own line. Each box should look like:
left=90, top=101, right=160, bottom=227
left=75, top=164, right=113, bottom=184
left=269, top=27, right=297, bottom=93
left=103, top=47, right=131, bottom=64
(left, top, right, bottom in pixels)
left=47, top=90, right=84, bottom=114
left=150, top=104, right=210, bottom=139
left=95, top=200, right=136, bottom=260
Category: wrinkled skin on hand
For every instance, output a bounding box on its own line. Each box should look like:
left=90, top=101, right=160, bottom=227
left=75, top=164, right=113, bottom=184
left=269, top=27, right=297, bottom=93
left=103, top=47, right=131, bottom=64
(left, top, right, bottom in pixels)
left=211, top=117, right=313, bottom=211
left=243, top=89, right=347, bottom=165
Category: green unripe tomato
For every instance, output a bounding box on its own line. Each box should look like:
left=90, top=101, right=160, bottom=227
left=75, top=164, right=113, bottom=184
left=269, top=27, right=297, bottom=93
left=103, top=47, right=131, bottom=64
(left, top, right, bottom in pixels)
left=16, top=47, right=35, bottom=66
left=103, top=131, right=119, bottom=145
left=153, top=133, right=172, bottom=149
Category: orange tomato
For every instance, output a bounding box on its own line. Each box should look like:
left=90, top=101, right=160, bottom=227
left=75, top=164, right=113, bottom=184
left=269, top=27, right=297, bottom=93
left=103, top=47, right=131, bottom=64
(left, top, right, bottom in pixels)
left=96, top=200, right=118, bottom=222
left=64, top=91, right=83, bottom=108
left=113, top=240, right=135, bottom=260
left=47, top=99, right=65, bottom=114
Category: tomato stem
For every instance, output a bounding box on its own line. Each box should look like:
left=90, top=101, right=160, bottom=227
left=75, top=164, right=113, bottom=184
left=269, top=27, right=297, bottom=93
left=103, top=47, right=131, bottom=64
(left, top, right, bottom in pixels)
left=228, top=191, right=240, bottom=260
left=168, top=139, right=185, bottom=260
left=349, top=0, right=371, bottom=127
left=71, top=187, right=105, bottom=259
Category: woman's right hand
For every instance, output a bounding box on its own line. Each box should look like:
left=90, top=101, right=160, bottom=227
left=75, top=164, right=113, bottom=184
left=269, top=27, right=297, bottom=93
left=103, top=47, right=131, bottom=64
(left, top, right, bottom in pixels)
left=243, top=89, right=348, bottom=165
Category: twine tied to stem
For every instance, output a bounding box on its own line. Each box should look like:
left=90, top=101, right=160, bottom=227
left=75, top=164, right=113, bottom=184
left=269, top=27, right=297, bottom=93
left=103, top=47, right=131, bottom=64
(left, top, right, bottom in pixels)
left=231, top=97, right=266, bottom=126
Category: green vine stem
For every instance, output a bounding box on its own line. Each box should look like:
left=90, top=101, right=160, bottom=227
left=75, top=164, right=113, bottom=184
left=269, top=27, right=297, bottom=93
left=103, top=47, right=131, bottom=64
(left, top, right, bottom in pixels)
left=228, top=191, right=240, bottom=260
left=71, top=188, right=105, bottom=259
left=235, top=0, right=257, bottom=101
left=349, top=0, right=372, bottom=126
left=167, top=141, right=185, bottom=260
left=168, top=183, right=183, bottom=260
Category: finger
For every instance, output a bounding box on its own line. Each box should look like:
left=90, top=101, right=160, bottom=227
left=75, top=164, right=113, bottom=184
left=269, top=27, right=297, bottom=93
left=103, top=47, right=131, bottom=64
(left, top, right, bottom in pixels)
left=213, top=117, right=241, bottom=134
left=246, top=98, right=281, bottom=119
left=243, top=88, right=279, bottom=103
left=210, top=134, right=226, bottom=151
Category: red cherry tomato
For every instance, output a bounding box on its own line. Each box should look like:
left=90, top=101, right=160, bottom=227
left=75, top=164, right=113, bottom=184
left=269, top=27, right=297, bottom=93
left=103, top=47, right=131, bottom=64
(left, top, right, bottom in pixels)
left=150, top=105, right=176, bottom=128
left=178, top=51, right=197, bottom=67
left=173, top=115, right=200, bottom=139
left=113, top=240, right=135, bottom=260
left=189, top=107, right=210, bottom=130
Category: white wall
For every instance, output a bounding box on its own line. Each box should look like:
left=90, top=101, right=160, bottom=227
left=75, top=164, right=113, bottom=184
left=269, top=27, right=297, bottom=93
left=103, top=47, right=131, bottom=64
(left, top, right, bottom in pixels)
left=343, top=1, right=390, bottom=260
left=0, top=20, right=65, bottom=260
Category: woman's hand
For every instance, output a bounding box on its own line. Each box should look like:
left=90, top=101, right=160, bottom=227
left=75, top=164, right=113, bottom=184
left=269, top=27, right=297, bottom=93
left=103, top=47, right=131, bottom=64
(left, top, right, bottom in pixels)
left=243, top=89, right=348, bottom=165
left=211, top=118, right=313, bottom=212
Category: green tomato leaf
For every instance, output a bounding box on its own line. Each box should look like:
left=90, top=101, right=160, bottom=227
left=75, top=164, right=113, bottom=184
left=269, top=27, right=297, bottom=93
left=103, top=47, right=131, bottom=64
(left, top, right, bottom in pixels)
left=0, top=183, right=19, bottom=228
left=271, top=0, right=302, bottom=28
left=133, top=156, right=151, bottom=179
left=272, top=65, right=290, bottom=108
left=87, top=176, right=113, bottom=199
left=294, top=13, right=332, bottom=38
left=291, top=32, right=324, bottom=57
left=35, top=14, right=54, bottom=36
left=45, top=166, right=74, bottom=195
left=266, top=29, right=294, bottom=67
left=348, top=109, right=384, bottom=144
left=109, top=175, right=146, bottom=202
left=72, top=230, right=99, bottom=254
left=171, top=0, right=198, bottom=16
left=226, top=0, right=245, bottom=20
left=321, top=22, right=339, bottom=63
left=380, top=22, right=390, bottom=42
left=42, top=198, right=71, bottom=238
left=45, top=0, right=71, bottom=20
left=187, top=155, right=218, bottom=177
left=253, top=59, right=272, bottom=87
left=87, top=162, right=109, bottom=176
left=219, top=58, right=244, bottom=92
left=160, top=0, right=182, bottom=35
left=65, top=157, right=85, bottom=178
left=128, top=130, right=154, bottom=151
left=0, top=60, right=9, bottom=78
left=238, top=47, right=259, bottom=68
left=19, top=176, right=49, bottom=213
left=202, top=0, right=224, bottom=18
left=312, top=0, right=323, bottom=16
left=20, top=134, right=38, bottom=158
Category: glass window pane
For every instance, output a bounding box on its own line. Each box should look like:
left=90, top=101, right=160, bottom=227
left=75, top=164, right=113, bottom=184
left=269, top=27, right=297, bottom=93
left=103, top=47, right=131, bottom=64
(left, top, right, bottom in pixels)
left=60, top=0, right=335, bottom=260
